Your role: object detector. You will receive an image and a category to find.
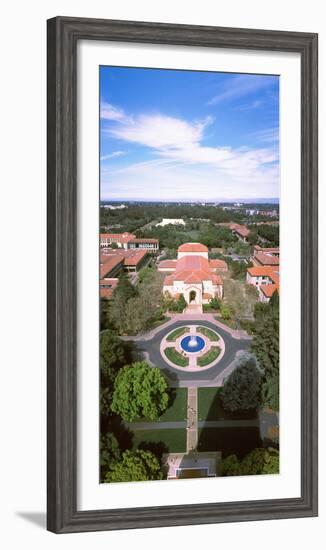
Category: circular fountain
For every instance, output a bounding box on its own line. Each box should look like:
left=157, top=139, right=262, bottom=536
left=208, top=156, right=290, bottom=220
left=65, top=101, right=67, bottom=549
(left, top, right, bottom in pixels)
left=180, top=334, right=206, bottom=353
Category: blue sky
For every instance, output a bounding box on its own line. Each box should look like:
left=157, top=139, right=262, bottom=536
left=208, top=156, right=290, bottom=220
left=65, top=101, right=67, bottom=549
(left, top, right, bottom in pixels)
left=100, top=67, right=279, bottom=202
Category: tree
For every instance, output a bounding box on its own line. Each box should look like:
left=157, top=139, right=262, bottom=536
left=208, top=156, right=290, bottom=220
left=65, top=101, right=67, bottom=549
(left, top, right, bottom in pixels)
left=104, top=449, right=163, bottom=483
left=169, top=293, right=187, bottom=313
left=251, top=291, right=279, bottom=409
left=111, top=361, right=169, bottom=421
left=109, top=275, right=138, bottom=333
left=218, top=454, right=241, bottom=476
left=100, top=331, right=127, bottom=413
left=248, top=229, right=258, bottom=245
left=219, top=448, right=279, bottom=476
left=220, top=304, right=231, bottom=320
left=100, top=331, right=126, bottom=379
left=100, top=431, right=121, bottom=481
left=251, top=296, right=279, bottom=386
left=111, top=242, right=119, bottom=249
left=209, top=297, right=221, bottom=311
left=223, top=278, right=257, bottom=319
left=220, top=353, right=262, bottom=411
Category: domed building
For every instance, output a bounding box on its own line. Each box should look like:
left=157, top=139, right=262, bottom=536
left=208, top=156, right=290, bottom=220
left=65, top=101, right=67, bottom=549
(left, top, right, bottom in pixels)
left=158, top=243, right=227, bottom=307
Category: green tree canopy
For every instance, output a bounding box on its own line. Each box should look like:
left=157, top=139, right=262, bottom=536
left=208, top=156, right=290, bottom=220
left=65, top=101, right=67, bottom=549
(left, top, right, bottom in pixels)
left=251, top=291, right=279, bottom=409
left=109, top=275, right=138, bottom=333
left=100, top=331, right=126, bottom=378
left=219, top=447, right=279, bottom=476
left=220, top=353, right=262, bottom=411
left=111, top=361, right=169, bottom=421
left=100, top=431, right=121, bottom=481
left=104, top=449, right=163, bottom=483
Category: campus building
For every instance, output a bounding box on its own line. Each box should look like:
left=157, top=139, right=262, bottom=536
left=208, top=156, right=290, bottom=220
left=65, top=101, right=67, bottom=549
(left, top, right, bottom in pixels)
left=100, top=232, right=135, bottom=250
left=127, top=238, right=159, bottom=253
left=251, top=245, right=279, bottom=267
left=246, top=266, right=279, bottom=302
left=100, top=249, right=149, bottom=299
left=156, top=218, right=185, bottom=227
left=230, top=223, right=250, bottom=242
left=100, top=233, right=159, bottom=253
left=159, top=243, right=226, bottom=305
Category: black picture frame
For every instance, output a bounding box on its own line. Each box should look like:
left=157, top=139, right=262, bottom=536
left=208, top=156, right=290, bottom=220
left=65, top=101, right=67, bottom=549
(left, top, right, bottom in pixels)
left=47, top=16, right=318, bottom=533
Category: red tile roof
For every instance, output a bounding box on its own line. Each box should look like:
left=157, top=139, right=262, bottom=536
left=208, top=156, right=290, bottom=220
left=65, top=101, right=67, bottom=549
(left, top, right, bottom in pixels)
left=178, top=243, right=208, bottom=253
left=260, top=284, right=279, bottom=298
left=254, top=245, right=280, bottom=254
left=163, top=255, right=222, bottom=286
left=100, top=255, right=124, bottom=278
left=158, top=260, right=178, bottom=269
left=209, top=259, right=228, bottom=271
left=100, top=249, right=147, bottom=269
left=122, top=249, right=148, bottom=266
left=230, top=224, right=250, bottom=237
left=100, top=278, right=119, bottom=299
left=254, top=251, right=280, bottom=266
left=100, top=232, right=135, bottom=243
left=247, top=266, right=279, bottom=286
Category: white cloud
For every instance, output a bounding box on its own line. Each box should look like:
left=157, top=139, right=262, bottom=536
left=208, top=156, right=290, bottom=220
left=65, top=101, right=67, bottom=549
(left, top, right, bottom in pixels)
left=100, top=106, right=279, bottom=201
left=207, top=75, right=277, bottom=106
left=250, top=127, right=279, bottom=144
left=107, top=114, right=213, bottom=150
left=100, top=151, right=126, bottom=161
left=101, top=160, right=279, bottom=202
left=100, top=101, right=130, bottom=123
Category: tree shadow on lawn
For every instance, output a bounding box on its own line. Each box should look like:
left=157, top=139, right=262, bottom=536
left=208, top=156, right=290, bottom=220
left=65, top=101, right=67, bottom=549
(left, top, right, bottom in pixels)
left=199, top=387, right=257, bottom=421
left=123, top=340, right=143, bottom=364
left=138, top=440, right=169, bottom=461
left=108, top=415, right=134, bottom=452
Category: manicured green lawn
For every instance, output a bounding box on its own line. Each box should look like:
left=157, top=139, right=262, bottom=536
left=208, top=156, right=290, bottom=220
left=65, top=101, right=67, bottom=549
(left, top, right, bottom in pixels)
left=131, top=429, right=187, bottom=453
left=166, top=326, right=189, bottom=341
left=137, top=388, right=187, bottom=423
left=197, top=427, right=261, bottom=458
left=197, top=326, right=219, bottom=341
left=197, top=347, right=220, bottom=367
left=198, top=387, right=257, bottom=421
left=159, top=388, right=187, bottom=421
left=164, top=347, right=188, bottom=367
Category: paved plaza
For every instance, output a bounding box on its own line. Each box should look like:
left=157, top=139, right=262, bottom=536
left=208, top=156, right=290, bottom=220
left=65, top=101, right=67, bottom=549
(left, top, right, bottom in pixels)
left=123, top=314, right=252, bottom=385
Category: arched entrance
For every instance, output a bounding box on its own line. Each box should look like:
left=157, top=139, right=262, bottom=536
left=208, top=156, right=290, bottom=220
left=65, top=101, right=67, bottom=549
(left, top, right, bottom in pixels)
left=189, top=290, right=197, bottom=303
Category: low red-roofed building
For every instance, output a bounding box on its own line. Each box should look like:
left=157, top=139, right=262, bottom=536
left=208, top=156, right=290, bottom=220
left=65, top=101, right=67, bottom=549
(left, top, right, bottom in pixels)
left=230, top=223, right=250, bottom=242
left=246, top=265, right=280, bottom=302
left=101, top=248, right=149, bottom=273
left=127, top=238, right=159, bottom=253
left=100, top=232, right=136, bottom=250
left=100, top=278, right=119, bottom=300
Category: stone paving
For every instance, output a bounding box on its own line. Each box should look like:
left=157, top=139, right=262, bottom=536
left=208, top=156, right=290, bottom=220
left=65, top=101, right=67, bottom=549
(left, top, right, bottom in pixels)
left=186, top=387, right=198, bottom=452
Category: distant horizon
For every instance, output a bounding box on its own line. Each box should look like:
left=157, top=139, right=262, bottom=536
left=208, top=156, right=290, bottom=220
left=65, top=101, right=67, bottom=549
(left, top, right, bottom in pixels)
left=100, top=67, right=279, bottom=202
left=100, top=198, right=279, bottom=205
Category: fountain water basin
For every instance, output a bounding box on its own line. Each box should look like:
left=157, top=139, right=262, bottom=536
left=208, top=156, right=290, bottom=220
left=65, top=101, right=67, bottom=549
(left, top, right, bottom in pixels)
left=180, top=335, right=206, bottom=353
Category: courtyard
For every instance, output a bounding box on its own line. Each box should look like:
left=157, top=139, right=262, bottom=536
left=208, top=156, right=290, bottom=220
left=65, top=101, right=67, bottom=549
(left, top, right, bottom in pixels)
left=124, top=314, right=252, bottom=384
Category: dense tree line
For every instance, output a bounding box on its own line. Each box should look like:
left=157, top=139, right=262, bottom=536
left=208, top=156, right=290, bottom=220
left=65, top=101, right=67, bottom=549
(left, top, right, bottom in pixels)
left=251, top=292, right=279, bottom=410
left=220, top=353, right=263, bottom=412
left=219, top=447, right=279, bottom=476
left=256, top=224, right=279, bottom=246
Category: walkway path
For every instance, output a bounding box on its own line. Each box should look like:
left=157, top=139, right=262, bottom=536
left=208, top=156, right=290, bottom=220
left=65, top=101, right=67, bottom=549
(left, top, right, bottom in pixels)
left=186, top=387, right=198, bottom=452
left=124, top=417, right=258, bottom=431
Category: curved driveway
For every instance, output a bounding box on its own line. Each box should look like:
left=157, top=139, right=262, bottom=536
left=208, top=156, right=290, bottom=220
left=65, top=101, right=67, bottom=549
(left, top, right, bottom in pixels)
left=132, top=319, right=251, bottom=382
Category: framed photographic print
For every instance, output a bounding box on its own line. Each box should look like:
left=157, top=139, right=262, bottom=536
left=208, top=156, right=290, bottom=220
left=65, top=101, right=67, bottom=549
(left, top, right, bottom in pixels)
left=47, top=16, right=318, bottom=533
